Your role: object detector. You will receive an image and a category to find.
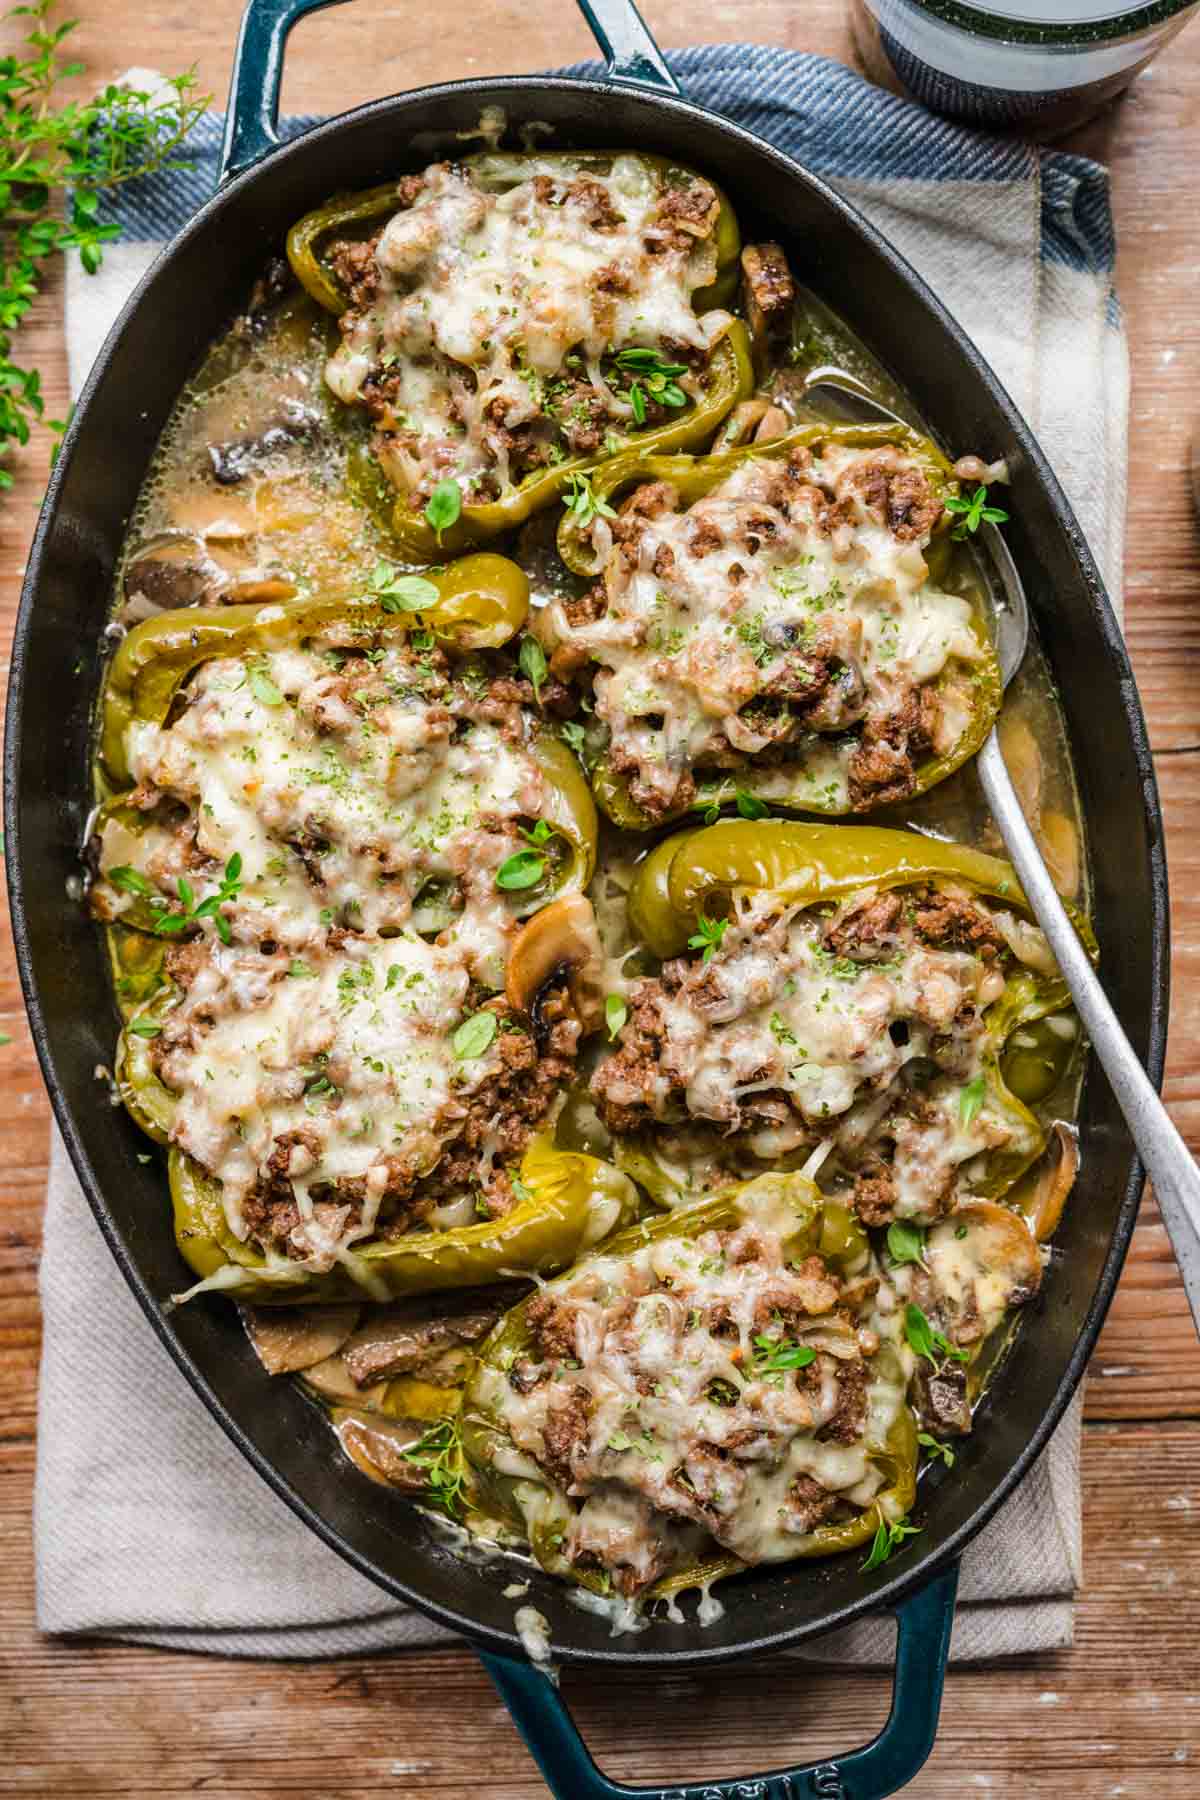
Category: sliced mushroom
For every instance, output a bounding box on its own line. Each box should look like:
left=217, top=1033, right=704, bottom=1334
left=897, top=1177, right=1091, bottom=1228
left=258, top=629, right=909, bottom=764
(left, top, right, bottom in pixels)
left=1022, top=1123, right=1079, bottom=1243
left=123, top=535, right=224, bottom=616
left=715, top=396, right=792, bottom=450
left=741, top=241, right=796, bottom=362
left=924, top=1200, right=1044, bottom=1346
left=332, top=1411, right=429, bottom=1490
left=303, top=1352, right=388, bottom=1411
left=241, top=1302, right=360, bottom=1375
left=341, top=1296, right=502, bottom=1389
left=506, top=892, right=605, bottom=1034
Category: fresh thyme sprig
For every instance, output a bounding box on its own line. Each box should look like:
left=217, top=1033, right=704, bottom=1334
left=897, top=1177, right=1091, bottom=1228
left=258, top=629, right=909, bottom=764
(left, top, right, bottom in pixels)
left=0, top=2, right=208, bottom=491
left=398, top=1415, right=468, bottom=1517
left=944, top=482, right=1008, bottom=541
left=687, top=913, right=728, bottom=965
left=563, top=470, right=617, bottom=530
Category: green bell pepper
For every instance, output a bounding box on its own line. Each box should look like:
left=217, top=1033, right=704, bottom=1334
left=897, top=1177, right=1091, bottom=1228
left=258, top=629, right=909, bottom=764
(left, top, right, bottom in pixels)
left=552, top=423, right=999, bottom=830
left=170, top=1134, right=638, bottom=1306
left=286, top=150, right=749, bottom=560
left=288, top=151, right=741, bottom=318
left=99, top=553, right=530, bottom=784
left=623, top=818, right=1085, bottom=1207
left=461, top=1170, right=917, bottom=1599
left=380, top=322, right=754, bottom=563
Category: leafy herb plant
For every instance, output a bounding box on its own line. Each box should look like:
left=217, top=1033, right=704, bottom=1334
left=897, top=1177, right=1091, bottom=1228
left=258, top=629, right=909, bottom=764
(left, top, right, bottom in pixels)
left=0, top=1, right=207, bottom=490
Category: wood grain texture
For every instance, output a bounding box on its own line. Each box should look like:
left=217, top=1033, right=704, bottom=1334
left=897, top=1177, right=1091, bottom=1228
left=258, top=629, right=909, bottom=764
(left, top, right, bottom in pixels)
left=0, top=1, right=1198, bottom=1793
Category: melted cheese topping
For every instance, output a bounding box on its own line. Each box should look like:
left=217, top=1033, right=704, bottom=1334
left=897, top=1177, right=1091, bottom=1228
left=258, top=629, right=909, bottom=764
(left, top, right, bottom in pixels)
left=601, top=889, right=1044, bottom=1221
left=157, top=931, right=496, bottom=1247
left=325, top=156, right=722, bottom=502
left=551, top=444, right=981, bottom=814
left=101, top=639, right=547, bottom=981
left=479, top=1197, right=902, bottom=1590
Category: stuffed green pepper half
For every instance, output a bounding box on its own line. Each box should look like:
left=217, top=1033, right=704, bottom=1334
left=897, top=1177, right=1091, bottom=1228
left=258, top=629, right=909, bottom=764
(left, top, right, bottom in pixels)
left=539, top=424, right=1001, bottom=827
left=287, top=150, right=754, bottom=557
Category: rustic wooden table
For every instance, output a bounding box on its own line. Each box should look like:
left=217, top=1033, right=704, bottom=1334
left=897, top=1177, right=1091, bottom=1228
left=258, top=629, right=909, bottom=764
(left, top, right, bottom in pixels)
left=1, top=3, right=1197, bottom=1793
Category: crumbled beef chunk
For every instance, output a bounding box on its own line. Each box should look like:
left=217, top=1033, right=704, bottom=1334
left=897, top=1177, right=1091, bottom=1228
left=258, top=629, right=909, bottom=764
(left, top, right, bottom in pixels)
left=567, top=178, right=623, bottom=231
left=760, top=648, right=831, bottom=707
left=835, top=447, right=943, bottom=543
left=911, top=890, right=1006, bottom=959
left=847, top=686, right=940, bottom=810
left=590, top=979, right=673, bottom=1133
left=563, top=584, right=607, bottom=629
left=329, top=234, right=381, bottom=310
left=785, top=1474, right=841, bottom=1534
left=653, top=178, right=720, bottom=248
left=741, top=241, right=796, bottom=345
left=525, top=1293, right=581, bottom=1363
left=823, top=890, right=904, bottom=960
left=822, top=1358, right=869, bottom=1444
left=913, top=1362, right=972, bottom=1436
left=852, top=1159, right=898, bottom=1227
left=539, top=1383, right=592, bottom=1489
left=689, top=516, right=724, bottom=556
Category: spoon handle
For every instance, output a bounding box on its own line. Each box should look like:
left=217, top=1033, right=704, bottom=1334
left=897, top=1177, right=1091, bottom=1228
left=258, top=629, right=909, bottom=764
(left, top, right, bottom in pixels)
left=976, top=728, right=1200, bottom=1338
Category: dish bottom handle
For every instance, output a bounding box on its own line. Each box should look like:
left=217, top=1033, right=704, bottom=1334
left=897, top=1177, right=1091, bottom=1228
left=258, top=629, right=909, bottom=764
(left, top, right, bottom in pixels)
left=480, top=1560, right=959, bottom=1800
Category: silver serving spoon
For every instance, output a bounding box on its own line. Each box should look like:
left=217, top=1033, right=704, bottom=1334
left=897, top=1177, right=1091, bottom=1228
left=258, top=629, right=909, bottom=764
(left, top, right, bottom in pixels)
left=804, top=378, right=1200, bottom=1336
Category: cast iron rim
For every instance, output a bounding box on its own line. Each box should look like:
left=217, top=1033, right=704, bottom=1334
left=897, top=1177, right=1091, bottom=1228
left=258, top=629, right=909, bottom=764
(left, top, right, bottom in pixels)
left=4, top=74, right=1171, bottom=1665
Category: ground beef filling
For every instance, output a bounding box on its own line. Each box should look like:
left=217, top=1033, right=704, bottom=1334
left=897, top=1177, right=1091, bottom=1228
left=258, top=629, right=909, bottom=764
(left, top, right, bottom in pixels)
left=495, top=1219, right=882, bottom=1595
left=156, top=941, right=580, bottom=1260
left=592, top=885, right=1015, bottom=1226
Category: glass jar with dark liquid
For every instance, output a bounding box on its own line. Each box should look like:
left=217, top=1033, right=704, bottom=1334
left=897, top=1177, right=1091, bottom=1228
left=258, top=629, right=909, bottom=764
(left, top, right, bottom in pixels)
left=851, top=0, right=1199, bottom=137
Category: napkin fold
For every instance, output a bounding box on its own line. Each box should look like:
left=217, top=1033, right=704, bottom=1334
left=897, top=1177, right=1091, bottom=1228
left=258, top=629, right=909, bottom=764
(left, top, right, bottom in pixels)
left=41, top=45, right=1123, bottom=1663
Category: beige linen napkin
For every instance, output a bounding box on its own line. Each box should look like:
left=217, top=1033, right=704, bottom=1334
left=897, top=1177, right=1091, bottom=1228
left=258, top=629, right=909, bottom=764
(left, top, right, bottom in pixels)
left=38, top=52, right=1125, bottom=1661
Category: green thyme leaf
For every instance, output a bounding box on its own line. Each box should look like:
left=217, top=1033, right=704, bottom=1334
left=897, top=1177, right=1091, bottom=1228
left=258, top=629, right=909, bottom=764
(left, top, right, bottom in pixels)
left=687, top=913, right=728, bottom=965
left=107, top=864, right=154, bottom=897
left=127, top=1017, right=160, bottom=1038
left=370, top=563, right=440, bottom=613
left=398, top=1416, right=466, bottom=1517
left=860, top=1514, right=921, bottom=1573
left=735, top=788, right=767, bottom=820
left=559, top=720, right=587, bottom=759
left=424, top=479, right=462, bottom=538
left=495, top=848, right=546, bottom=891
left=886, top=1220, right=926, bottom=1267
left=518, top=634, right=548, bottom=703
left=944, top=483, right=1009, bottom=541
left=905, top=1302, right=970, bottom=1368
left=564, top=471, right=617, bottom=530
left=452, top=1011, right=498, bottom=1060
left=918, top=1432, right=956, bottom=1468
left=751, top=1333, right=816, bottom=1378
left=605, top=994, right=628, bottom=1041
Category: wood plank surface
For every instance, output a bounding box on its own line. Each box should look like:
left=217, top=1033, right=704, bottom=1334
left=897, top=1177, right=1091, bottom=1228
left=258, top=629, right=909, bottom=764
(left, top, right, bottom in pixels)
left=0, top=1, right=1198, bottom=1793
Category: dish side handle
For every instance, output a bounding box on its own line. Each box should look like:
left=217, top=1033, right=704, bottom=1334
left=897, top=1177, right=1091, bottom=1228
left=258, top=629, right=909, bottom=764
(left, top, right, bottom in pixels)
left=480, top=1563, right=959, bottom=1800
left=219, top=0, right=678, bottom=185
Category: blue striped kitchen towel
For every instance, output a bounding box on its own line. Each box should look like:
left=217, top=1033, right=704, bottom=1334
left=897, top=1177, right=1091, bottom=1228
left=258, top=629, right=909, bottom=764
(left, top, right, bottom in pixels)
left=41, top=45, right=1116, bottom=1662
